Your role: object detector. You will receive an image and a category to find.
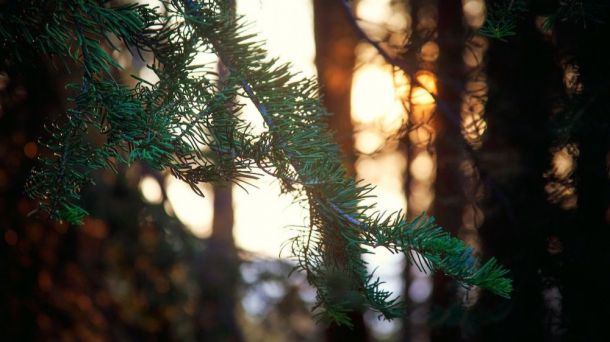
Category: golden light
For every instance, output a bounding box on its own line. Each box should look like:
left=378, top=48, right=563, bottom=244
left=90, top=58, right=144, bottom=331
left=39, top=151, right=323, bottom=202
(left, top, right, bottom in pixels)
left=194, top=0, right=317, bottom=255
left=410, top=87, right=435, bottom=106
left=421, top=41, right=440, bottom=63
left=354, top=130, right=384, bottom=154
left=355, top=152, right=407, bottom=213
left=461, top=79, right=488, bottom=147
left=410, top=151, right=434, bottom=182
left=357, top=0, right=393, bottom=25
left=165, top=176, right=214, bottom=238
left=139, top=176, right=163, bottom=204
left=232, top=176, right=307, bottom=257
left=387, top=11, right=410, bottom=32
left=352, top=65, right=398, bottom=124
left=408, top=181, right=434, bottom=214
left=462, top=36, right=488, bottom=68
left=236, top=0, right=316, bottom=77
left=462, top=0, right=486, bottom=28
left=552, top=146, right=576, bottom=179
left=462, top=112, right=487, bottom=144
left=408, top=125, right=434, bottom=147
left=546, top=145, right=578, bottom=210
left=563, top=64, right=582, bottom=94
left=350, top=2, right=411, bottom=338
left=415, top=70, right=437, bottom=95
left=393, top=69, right=411, bottom=102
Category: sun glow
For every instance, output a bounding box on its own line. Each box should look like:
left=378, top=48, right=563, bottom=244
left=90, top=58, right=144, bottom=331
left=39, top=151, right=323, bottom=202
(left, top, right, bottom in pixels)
left=351, top=63, right=408, bottom=132
left=139, top=176, right=163, bottom=204
left=165, top=176, right=214, bottom=238
left=232, top=0, right=315, bottom=256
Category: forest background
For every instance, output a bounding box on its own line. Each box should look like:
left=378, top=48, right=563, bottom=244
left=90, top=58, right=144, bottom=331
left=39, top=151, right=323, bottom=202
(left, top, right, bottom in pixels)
left=1, top=0, right=609, bottom=341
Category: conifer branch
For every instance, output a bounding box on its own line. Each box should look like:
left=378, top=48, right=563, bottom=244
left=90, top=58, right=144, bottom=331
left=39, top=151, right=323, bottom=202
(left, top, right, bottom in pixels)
left=182, top=0, right=511, bottom=320
left=1, top=0, right=512, bottom=325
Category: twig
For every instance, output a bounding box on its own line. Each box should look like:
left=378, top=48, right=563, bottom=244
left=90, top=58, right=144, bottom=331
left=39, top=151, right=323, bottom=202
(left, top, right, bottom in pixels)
left=240, top=76, right=371, bottom=230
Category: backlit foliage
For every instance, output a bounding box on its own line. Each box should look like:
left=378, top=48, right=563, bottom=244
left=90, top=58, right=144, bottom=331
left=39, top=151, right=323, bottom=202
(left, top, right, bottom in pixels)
left=0, top=0, right=511, bottom=324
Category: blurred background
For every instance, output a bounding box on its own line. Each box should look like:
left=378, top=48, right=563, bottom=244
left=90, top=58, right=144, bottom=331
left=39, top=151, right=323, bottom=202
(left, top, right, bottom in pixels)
left=1, top=0, right=609, bottom=341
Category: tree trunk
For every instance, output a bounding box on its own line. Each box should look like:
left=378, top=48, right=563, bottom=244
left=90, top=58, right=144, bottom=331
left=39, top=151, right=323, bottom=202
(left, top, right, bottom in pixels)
left=195, top=1, right=243, bottom=338
left=314, top=0, right=368, bottom=340
left=555, top=14, right=610, bottom=340
left=471, top=8, right=563, bottom=341
left=314, top=0, right=357, bottom=175
left=430, top=1, right=467, bottom=340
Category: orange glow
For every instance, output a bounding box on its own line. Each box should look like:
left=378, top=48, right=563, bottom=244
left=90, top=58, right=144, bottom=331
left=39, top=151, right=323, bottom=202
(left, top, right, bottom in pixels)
left=407, top=70, right=438, bottom=219
left=461, top=79, right=488, bottom=147
left=410, top=71, right=437, bottom=109
left=411, top=102, right=436, bottom=126
left=552, top=146, right=576, bottom=179
left=408, top=125, right=434, bottom=147
left=23, top=141, right=38, bottom=159
left=353, top=65, right=405, bottom=125
left=563, top=64, right=582, bottom=94
left=81, top=217, right=109, bottom=239
left=415, top=70, right=437, bottom=95
left=462, top=112, right=487, bottom=144
left=411, top=87, right=435, bottom=106
left=421, top=41, right=440, bottom=62
left=545, top=145, right=578, bottom=210
left=351, top=64, right=408, bottom=133
left=393, top=69, right=411, bottom=102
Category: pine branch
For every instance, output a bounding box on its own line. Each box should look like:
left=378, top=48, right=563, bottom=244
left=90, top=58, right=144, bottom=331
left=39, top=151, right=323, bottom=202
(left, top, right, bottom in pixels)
left=2, top=0, right=512, bottom=325
left=479, top=0, right=527, bottom=40
left=182, top=0, right=511, bottom=320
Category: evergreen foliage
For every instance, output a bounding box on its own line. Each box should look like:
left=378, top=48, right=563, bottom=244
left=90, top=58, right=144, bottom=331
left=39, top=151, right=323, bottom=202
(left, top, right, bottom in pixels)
left=0, top=0, right=511, bottom=324
left=479, top=0, right=527, bottom=40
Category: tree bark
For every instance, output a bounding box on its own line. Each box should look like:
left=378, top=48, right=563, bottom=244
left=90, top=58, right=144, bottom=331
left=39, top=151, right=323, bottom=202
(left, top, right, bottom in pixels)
left=471, top=7, right=564, bottom=341
left=314, top=0, right=368, bottom=340
left=430, top=1, right=467, bottom=340
left=314, top=0, right=357, bottom=175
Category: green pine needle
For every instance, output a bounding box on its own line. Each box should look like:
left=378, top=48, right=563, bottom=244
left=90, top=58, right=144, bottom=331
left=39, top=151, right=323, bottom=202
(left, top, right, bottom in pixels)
left=1, top=0, right=512, bottom=324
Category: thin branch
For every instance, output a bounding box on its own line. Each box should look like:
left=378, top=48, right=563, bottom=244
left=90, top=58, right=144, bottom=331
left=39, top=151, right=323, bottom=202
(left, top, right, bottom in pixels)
left=183, top=0, right=376, bottom=233
left=240, top=74, right=370, bottom=229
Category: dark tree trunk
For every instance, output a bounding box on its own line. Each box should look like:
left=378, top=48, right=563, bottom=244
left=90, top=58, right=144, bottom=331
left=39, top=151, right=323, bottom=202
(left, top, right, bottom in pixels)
left=314, top=0, right=357, bottom=175
left=401, top=0, right=436, bottom=340
left=314, top=0, right=368, bottom=340
left=430, top=1, right=467, bottom=340
left=195, top=1, right=242, bottom=338
left=471, top=8, right=564, bottom=341
left=195, top=183, right=243, bottom=341
left=555, top=13, right=610, bottom=340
